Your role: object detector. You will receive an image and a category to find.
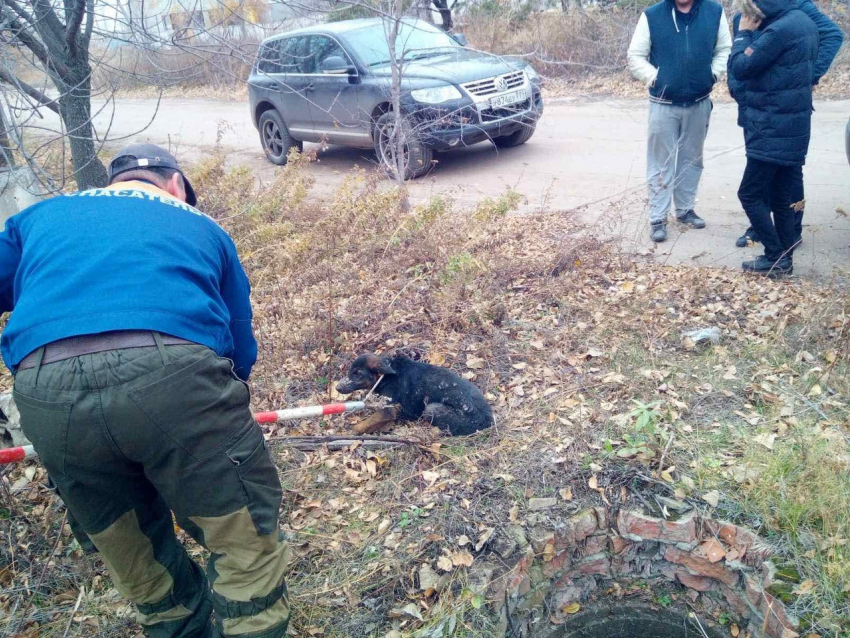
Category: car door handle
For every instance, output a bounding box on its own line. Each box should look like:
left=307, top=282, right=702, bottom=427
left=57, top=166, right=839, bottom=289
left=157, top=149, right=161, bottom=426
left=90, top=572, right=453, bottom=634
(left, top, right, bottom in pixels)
left=254, top=80, right=280, bottom=92
left=304, top=83, right=315, bottom=92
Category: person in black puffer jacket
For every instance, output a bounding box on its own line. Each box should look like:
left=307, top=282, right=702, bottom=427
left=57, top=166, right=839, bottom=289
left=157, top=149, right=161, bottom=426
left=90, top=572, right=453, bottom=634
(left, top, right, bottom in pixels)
left=730, top=0, right=843, bottom=249
left=729, top=0, right=818, bottom=275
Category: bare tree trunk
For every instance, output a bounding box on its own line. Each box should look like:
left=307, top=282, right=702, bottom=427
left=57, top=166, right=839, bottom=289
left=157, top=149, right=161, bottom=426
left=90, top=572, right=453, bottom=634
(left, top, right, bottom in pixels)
left=57, top=68, right=108, bottom=189
left=0, top=104, right=14, bottom=168
left=432, top=0, right=453, bottom=31
left=385, top=6, right=409, bottom=212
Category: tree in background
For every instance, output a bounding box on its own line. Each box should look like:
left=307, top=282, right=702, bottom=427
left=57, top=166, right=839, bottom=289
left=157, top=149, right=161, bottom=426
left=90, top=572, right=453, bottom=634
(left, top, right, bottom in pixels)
left=0, top=0, right=107, bottom=189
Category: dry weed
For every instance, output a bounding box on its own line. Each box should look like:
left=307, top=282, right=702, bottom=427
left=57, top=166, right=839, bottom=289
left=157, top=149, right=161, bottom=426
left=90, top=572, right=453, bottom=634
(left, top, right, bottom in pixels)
left=1, top=155, right=848, bottom=637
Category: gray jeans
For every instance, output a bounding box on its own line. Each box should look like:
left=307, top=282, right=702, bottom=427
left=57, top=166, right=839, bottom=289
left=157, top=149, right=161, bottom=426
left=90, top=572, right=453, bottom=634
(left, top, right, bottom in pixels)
left=646, top=99, right=712, bottom=224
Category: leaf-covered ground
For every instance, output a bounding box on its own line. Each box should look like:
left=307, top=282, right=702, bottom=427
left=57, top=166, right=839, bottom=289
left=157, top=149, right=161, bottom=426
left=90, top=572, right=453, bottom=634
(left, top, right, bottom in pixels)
left=1, top=157, right=848, bottom=637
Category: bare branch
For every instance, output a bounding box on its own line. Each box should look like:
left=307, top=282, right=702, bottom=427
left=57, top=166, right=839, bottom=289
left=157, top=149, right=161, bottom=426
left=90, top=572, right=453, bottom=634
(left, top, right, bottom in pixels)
left=65, top=0, right=85, bottom=58
left=29, top=0, right=67, bottom=47
left=0, top=0, right=37, bottom=27
left=0, top=7, right=52, bottom=70
left=81, top=0, right=94, bottom=48
left=0, top=67, right=60, bottom=113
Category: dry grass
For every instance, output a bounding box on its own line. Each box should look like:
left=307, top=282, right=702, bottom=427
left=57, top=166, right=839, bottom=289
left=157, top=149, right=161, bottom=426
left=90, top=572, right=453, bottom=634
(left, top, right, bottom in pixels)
left=1, top=155, right=848, bottom=637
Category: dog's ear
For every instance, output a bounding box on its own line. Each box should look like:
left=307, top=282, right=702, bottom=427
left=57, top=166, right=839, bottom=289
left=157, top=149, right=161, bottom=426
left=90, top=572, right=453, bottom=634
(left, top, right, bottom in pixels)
left=365, top=354, right=396, bottom=375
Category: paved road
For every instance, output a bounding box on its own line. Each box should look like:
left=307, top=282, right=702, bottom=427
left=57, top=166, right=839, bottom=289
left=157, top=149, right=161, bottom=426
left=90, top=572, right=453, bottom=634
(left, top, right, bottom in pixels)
left=41, top=96, right=850, bottom=278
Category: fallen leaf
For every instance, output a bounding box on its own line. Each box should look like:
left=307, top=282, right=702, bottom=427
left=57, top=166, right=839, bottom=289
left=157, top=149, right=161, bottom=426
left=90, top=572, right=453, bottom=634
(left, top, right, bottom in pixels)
left=427, top=352, right=446, bottom=366
left=475, top=527, right=495, bottom=552
left=562, top=602, right=581, bottom=614
left=466, top=356, right=485, bottom=369
left=436, top=555, right=453, bottom=572
left=793, top=580, right=816, bottom=596
left=559, top=487, right=573, bottom=501
left=509, top=504, right=519, bottom=522
left=753, top=433, right=776, bottom=450
left=422, top=470, right=440, bottom=484
left=702, top=491, right=721, bottom=507
left=450, top=550, right=474, bottom=568
left=457, top=535, right=471, bottom=546
left=731, top=623, right=740, bottom=637
left=377, top=518, right=391, bottom=535
left=418, top=564, right=440, bottom=591
left=393, top=603, right=423, bottom=621
left=588, top=475, right=599, bottom=490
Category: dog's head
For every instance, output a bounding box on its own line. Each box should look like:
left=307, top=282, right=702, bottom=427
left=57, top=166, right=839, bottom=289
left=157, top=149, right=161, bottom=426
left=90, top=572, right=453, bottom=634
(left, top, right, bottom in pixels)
left=336, top=354, right=396, bottom=394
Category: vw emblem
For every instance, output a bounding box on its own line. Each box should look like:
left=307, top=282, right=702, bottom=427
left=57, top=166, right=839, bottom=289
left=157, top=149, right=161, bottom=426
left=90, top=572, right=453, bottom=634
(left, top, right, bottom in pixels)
left=495, top=77, right=508, bottom=92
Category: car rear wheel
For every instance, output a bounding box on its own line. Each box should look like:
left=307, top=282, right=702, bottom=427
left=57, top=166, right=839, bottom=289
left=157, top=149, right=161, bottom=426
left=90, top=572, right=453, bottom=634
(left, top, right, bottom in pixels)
left=259, top=110, right=302, bottom=166
left=373, top=111, right=433, bottom=181
left=493, top=123, right=536, bottom=148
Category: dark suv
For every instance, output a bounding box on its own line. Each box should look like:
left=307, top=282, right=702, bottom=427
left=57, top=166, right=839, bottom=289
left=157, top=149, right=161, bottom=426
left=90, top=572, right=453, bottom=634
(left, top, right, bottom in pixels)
left=248, top=18, right=543, bottom=179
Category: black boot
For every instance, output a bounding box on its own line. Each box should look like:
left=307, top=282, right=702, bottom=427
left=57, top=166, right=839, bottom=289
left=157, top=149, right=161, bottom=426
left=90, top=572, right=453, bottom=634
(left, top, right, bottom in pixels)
left=742, top=254, right=793, bottom=276
left=735, top=227, right=759, bottom=248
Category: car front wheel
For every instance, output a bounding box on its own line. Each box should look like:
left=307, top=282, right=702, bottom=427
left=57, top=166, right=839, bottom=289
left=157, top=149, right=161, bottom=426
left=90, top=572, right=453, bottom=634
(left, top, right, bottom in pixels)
left=259, top=110, right=302, bottom=166
left=373, top=111, right=433, bottom=181
left=494, top=122, right=537, bottom=148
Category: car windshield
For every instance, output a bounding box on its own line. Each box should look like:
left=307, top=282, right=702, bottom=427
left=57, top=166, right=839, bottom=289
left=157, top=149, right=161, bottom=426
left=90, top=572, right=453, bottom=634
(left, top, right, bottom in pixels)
left=344, top=20, right=460, bottom=67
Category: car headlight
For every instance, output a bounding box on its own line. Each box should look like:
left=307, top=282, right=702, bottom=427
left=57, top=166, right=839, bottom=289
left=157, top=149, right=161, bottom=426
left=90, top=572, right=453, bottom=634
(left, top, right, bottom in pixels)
left=525, top=65, right=539, bottom=81
left=410, top=85, right=462, bottom=104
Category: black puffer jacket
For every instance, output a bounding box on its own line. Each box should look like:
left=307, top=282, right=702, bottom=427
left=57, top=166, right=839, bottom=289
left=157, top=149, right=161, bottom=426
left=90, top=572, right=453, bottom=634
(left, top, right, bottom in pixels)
left=729, top=0, right=818, bottom=165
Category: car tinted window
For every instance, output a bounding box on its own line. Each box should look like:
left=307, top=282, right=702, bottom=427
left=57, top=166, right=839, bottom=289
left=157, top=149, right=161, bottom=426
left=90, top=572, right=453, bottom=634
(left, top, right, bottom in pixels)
left=303, top=35, right=350, bottom=74
left=279, top=36, right=311, bottom=73
left=344, top=19, right=459, bottom=67
left=256, top=40, right=281, bottom=73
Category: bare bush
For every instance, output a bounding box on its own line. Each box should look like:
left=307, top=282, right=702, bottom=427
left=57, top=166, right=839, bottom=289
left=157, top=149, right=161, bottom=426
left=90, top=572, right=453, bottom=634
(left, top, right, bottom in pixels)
left=92, top=39, right=262, bottom=91
left=463, top=7, right=638, bottom=79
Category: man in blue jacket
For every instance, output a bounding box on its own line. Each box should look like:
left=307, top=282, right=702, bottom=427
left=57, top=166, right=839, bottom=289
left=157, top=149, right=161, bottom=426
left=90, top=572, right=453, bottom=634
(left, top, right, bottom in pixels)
left=628, top=0, right=732, bottom=242
left=0, top=145, right=290, bottom=638
left=729, top=0, right=818, bottom=275
left=731, top=0, right=844, bottom=248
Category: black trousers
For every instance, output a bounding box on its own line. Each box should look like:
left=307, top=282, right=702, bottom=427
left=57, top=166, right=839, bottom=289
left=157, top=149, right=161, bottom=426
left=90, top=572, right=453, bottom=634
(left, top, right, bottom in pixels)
left=738, top=158, right=801, bottom=261
left=15, top=344, right=290, bottom=638
left=770, top=165, right=804, bottom=239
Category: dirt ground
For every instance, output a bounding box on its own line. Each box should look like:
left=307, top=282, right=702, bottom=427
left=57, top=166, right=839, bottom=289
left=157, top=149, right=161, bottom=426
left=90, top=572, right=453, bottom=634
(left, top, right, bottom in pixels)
left=39, top=95, right=850, bottom=279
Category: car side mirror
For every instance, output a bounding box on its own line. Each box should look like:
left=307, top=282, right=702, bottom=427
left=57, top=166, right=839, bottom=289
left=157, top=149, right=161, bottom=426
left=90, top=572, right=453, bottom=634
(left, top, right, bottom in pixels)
left=322, top=56, right=356, bottom=75
left=452, top=33, right=468, bottom=47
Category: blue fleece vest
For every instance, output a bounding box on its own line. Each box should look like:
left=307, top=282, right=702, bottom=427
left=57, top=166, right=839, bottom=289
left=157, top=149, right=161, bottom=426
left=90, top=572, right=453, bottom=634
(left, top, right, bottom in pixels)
left=0, top=182, right=258, bottom=380
left=646, top=0, right=723, bottom=106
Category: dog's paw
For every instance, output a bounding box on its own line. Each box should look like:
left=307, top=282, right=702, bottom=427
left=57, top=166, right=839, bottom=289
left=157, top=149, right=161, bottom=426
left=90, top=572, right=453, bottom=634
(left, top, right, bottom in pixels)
left=352, top=406, right=400, bottom=435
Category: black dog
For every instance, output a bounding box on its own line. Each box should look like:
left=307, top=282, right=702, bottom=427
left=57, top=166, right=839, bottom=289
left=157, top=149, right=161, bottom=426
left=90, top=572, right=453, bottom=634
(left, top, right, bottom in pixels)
left=336, top=353, right=494, bottom=436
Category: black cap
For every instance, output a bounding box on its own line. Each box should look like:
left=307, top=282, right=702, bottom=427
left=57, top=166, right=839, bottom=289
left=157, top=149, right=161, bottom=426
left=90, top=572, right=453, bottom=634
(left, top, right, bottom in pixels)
left=108, top=143, right=197, bottom=207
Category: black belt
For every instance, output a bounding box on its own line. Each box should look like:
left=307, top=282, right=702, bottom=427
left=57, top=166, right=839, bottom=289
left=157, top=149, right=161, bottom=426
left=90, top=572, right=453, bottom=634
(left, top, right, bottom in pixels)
left=18, top=331, right=196, bottom=370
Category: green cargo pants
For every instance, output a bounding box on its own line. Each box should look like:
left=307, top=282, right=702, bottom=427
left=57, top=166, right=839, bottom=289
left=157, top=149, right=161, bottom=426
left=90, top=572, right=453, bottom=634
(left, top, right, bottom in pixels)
left=13, top=340, right=290, bottom=638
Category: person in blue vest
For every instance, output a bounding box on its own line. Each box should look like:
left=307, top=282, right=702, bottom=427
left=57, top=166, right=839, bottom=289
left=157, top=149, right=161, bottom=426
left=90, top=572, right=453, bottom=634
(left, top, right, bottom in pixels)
left=730, top=0, right=843, bottom=249
left=628, top=0, right=732, bottom=243
left=729, top=0, right=818, bottom=275
left=0, top=144, right=290, bottom=638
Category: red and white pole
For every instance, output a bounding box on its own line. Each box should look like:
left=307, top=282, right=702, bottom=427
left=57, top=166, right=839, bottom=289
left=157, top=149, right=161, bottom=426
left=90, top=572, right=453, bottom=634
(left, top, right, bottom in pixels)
left=0, top=401, right=366, bottom=465
left=0, top=444, right=36, bottom=465
left=253, top=401, right=366, bottom=424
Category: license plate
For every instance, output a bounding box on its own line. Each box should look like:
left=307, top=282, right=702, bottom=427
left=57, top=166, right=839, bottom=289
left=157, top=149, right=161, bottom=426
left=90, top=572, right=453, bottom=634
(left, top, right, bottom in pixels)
left=489, top=89, right=527, bottom=109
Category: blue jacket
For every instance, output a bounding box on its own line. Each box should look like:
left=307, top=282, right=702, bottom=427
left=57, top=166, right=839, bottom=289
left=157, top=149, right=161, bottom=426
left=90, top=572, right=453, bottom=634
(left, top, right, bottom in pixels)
left=729, top=0, right=818, bottom=165
left=0, top=181, right=257, bottom=380
left=729, top=0, right=843, bottom=127
left=646, top=0, right=725, bottom=106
